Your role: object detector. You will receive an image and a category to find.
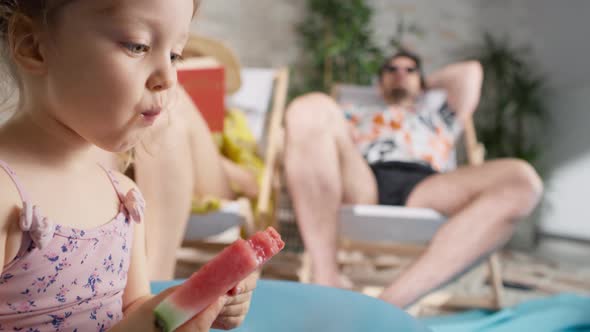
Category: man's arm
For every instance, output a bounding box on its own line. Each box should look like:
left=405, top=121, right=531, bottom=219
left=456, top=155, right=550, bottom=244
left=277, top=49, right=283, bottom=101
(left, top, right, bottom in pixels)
left=426, top=60, right=483, bottom=120
left=220, top=157, right=259, bottom=200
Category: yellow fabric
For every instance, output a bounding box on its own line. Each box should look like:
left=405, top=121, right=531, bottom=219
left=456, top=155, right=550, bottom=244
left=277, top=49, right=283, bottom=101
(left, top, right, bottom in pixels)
left=211, top=132, right=223, bottom=149
left=220, top=108, right=264, bottom=184
left=191, top=108, right=265, bottom=215
left=191, top=195, right=222, bottom=214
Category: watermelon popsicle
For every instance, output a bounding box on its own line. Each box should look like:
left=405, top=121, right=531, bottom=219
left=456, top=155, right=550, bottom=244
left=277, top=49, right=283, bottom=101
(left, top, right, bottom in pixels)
left=154, top=227, right=285, bottom=332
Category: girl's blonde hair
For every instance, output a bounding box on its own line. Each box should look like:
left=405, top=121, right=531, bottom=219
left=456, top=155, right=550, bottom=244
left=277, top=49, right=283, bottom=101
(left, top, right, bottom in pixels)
left=0, top=0, right=200, bottom=93
left=0, top=1, right=77, bottom=98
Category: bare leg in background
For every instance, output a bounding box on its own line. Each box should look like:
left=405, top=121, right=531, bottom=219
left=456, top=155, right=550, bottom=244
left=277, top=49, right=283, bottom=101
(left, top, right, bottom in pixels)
left=380, top=159, right=543, bottom=307
left=284, top=93, right=378, bottom=287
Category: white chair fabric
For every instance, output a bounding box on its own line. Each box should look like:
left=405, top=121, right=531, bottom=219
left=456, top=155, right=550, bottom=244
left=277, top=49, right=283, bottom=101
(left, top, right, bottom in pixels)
left=226, top=68, right=276, bottom=142
left=340, top=205, right=446, bottom=243
left=184, top=201, right=242, bottom=241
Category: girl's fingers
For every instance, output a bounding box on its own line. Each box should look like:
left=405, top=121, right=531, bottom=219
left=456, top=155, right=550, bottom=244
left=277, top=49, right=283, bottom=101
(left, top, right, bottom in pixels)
left=218, top=301, right=251, bottom=317
left=225, top=291, right=253, bottom=306
left=227, top=273, right=258, bottom=296
left=176, top=296, right=227, bottom=332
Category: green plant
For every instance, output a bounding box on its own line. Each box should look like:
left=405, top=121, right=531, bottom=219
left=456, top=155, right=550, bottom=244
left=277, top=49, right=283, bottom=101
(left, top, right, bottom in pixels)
left=295, top=0, right=385, bottom=94
left=469, top=33, right=550, bottom=170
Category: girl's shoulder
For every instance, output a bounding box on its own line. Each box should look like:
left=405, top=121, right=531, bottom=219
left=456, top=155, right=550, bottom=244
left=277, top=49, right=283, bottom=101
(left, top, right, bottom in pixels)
left=106, top=168, right=144, bottom=211
left=0, top=164, right=23, bottom=269
left=0, top=161, right=23, bottom=211
left=108, top=169, right=139, bottom=193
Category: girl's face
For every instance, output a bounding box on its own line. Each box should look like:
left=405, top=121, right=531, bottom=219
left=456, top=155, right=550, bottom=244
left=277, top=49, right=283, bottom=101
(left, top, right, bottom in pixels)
left=39, top=0, right=194, bottom=152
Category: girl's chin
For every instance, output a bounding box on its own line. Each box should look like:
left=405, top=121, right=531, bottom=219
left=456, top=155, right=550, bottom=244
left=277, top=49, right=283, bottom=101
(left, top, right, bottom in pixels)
left=98, top=138, right=141, bottom=155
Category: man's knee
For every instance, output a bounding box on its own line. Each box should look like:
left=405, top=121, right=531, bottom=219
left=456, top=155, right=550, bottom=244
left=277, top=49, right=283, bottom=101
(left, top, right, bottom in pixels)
left=505, top=159, right=544, bottom=199
left=286, top=92, right=341, bottom=136
left=500, top=159, right=544, bottom=218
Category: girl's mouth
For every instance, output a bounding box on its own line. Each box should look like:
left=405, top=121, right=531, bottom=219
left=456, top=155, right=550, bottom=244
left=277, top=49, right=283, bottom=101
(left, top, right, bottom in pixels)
left=140, top=108, right=162, bottom=124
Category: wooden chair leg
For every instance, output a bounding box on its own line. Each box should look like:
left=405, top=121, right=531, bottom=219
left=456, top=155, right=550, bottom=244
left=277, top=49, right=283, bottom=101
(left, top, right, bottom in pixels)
left=436, top=253, right=505, bottom=311
left=487, top=253, right=504, bottom=309
left=237, top=197, right=255, bottom=236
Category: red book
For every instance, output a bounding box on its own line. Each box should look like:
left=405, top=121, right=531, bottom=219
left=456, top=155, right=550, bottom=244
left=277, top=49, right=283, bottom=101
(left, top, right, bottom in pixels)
left=177, top=57, right=225, bottom=133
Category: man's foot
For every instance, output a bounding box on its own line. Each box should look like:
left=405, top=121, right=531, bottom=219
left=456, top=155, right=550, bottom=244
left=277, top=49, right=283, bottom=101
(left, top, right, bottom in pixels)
left=378, top=287, right=415, bottom=308
left=312, top=273, right=354, bottom=289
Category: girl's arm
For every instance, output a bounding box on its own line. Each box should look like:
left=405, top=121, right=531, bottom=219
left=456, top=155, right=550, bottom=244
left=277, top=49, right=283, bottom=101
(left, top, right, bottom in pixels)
left=112, top=173, right=152, bottom=313
left=109, top=170, right=255, bottom=331
left=0, top=192, right=9, bottom=270
left=109, top=286, right=227, bottom=332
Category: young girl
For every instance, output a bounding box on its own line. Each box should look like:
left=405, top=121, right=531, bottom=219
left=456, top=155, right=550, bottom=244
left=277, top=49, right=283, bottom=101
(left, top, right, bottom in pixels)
left=0, top=0, right=255, bottom=331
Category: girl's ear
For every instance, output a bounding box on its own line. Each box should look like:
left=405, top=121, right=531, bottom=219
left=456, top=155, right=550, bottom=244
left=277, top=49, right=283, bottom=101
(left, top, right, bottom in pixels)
left=9, top=14, right=48, bottom=75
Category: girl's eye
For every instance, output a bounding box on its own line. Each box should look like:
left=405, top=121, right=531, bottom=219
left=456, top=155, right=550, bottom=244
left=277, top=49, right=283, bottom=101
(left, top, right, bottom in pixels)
left=123, top=42, right=150, bottom=54
left=171, top=53, right=184, bottom=64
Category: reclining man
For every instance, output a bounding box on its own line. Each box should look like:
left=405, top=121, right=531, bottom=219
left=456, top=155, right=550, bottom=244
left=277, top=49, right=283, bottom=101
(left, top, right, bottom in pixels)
left=284, top=50, right=543, bottom=308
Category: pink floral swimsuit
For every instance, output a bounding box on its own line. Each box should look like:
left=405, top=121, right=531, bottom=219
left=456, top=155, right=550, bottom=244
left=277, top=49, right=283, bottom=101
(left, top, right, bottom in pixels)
left=0, top=160, right=145, bottom=332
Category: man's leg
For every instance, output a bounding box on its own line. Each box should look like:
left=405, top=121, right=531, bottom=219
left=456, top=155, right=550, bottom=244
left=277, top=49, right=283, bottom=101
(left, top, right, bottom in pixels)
left=284, top=93, right=378, bottom=287
left=379, top=159, right=543, bottom=307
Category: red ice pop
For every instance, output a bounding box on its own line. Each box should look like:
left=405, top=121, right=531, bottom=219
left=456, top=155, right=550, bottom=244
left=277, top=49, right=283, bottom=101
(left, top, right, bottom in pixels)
left=154, top=227, right=284, bottom=332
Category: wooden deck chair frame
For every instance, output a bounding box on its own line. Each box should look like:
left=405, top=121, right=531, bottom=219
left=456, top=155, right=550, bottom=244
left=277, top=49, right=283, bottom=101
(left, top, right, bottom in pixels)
left=258, top=83, right=504, bottom=311
left=256, top=68, right=289, bottom=228
left=178, top=68, right=290, bottom=264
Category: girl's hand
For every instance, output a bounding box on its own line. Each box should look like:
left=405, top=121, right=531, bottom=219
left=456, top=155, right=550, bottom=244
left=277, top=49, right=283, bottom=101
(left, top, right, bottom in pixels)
left=213, top=271, right=259, bottom=330
left=110, top=286, right=226, bottom=332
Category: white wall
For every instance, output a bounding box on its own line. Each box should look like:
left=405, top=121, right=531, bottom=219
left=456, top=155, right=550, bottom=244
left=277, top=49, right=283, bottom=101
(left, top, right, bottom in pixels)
left=525, top=0, right=590, bottom=239
left=368, top=0, right=527, bottom=71
left=192, top=1, right=533, bottom=71
left=190, top=0, right=305, bottom=68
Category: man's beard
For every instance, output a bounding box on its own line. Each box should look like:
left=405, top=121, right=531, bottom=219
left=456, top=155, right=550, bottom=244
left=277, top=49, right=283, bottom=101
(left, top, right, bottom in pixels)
left=386, top=87, right=411, bottom=104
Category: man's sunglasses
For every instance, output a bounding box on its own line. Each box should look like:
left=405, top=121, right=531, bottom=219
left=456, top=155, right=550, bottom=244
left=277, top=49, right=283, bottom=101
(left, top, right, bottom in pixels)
left=383, top=65, right=418, bottom=74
